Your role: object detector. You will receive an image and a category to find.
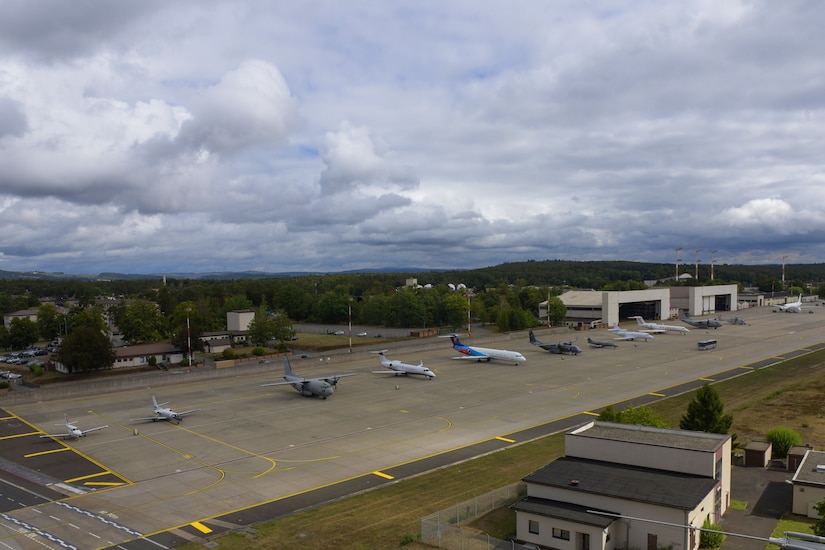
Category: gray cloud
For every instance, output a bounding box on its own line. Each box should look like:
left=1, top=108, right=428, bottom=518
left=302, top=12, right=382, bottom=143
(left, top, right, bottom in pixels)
left=1, top=1, right=825, bottom=274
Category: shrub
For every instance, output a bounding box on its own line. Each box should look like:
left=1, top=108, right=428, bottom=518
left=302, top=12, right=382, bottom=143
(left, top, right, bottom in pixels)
left=252, top=347, right=266, bottom=356
left=0, top=381, right=9, bottom=389
left=29, top=363, right=44, bottom=377
left=766, top=427, right=802, bottom=458
left=221, top=348, right=237, bottom=359
left=699, top=517, right=725, bottom=548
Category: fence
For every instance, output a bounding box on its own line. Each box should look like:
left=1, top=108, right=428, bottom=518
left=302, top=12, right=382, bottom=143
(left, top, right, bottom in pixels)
left=420, top=483, right=536, bottom=549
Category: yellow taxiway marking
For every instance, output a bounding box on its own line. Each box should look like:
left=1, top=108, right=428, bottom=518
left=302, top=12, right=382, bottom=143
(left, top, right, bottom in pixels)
left=65, top=471, right=111, bottom=483
left=699, top=377, right=715, bottom=382
left=372, top=470, right=394, bottom=480
left=737, top=365, right=754, bottom=370
left=583, top=410, right=600, bottom=416
left=84, top=481, right=126, bottom=487
left=0, top=431, right=41, bottom=440
left=648, top=392, right=666, bottom=397
left=25, top=447, right=71, bottom=458
left=495, top=436, right=515, bottom=443
left=191, top=521, right=213, bottom=534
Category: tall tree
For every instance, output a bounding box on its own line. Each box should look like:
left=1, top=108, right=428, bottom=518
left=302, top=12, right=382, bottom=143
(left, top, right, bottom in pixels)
left=57, top=326, right=116, bottom=373
left=118, top=300, right=165, bottom=344
left=679, top=384, right=733, bottom=434
left=37, top=303, right=63, bottom=340
left=9, top=317, right=39, bottom=350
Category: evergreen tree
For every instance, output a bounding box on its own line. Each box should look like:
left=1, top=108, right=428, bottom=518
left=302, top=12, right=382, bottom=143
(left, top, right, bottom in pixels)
left=679, top=384, right=733, bottom=434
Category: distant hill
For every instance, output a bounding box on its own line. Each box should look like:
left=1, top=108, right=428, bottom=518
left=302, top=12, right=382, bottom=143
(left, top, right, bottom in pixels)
left=0, top=267, right=448, bottom=281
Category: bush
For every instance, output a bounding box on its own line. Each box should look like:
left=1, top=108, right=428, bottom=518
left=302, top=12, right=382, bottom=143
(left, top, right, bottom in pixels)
left=252, top=347, right=266, bottom=356
left=29, top=363, right=44, bottom=377
left=766, top=427, right=802, bottom=458
left=0, top=381, right=9, bottom=389
left=699, top=517, right=725, bottom=548
left=221, top=348, right=237, bottom=359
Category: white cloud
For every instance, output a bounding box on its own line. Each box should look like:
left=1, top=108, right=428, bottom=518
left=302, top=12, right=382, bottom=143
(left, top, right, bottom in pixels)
left=1, top=0, right=825, bottom=274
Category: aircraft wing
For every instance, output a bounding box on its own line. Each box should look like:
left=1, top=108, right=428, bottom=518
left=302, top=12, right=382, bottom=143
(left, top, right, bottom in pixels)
left=324, top=373, right=357, bottom=383
left=81, top=425, right=108, bottom=434
left=39, top=432, right=72, bottom=439
left=371, top=370, right=400, bottom=374
left=176, top=409, right=200, bottom=417
left=262, top=380, right=305, bottom=387
left=131, top=416, right=161, bottom=422
left=452, top=353, right=491, bottom=360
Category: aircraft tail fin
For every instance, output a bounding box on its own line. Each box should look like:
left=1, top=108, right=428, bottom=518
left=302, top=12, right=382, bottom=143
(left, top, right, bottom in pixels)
left=284, top=356, right=294, bottom=376
left=633, top=317, right=645, bottom=326
left=528, top=329, right=538, bottom=344
left=449, top=334, right=462, bottom=347
left=152, top=395, right=159, bottom=408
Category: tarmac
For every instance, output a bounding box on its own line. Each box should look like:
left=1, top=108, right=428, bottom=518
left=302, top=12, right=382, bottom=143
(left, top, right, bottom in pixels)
left=0, top=304, right=823, bottom=549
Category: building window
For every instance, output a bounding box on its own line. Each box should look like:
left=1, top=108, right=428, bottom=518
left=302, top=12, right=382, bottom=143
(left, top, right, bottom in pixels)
left=553, top=528, right=570, bottom=540
left=529, top=520, right=540, bottom=535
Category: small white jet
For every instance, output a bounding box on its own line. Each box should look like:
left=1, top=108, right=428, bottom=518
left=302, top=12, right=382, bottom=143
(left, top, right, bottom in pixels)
left=131, top=396, right=200, bottom=424
left=40, top=415, right=108, bottom=440
left=448, top=334, right=526, bottom=365
left=371, top=350, right=435, bottom=379
left=262, top=356, right=356, bottom=399
left=777, top=294, right=805, bottom=313
left=608, top=323, right=654, bottom=342
left=630, top=316, right=690, bottom=334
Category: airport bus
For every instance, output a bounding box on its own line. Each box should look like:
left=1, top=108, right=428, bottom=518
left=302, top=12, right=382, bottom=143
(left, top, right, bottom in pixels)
left=697, top=339, right=717, bottom=351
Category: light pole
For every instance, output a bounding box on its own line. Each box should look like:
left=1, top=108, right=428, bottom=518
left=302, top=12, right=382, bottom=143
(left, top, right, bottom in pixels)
left=675, top=247, right=683, bottom=280
left=710, top=250, right=718, bottom=281
left=782, top=255, right=789, bottom=287
left=185, top=307, right=193, bottom=367
left=695, top=249, right=702, bottom=280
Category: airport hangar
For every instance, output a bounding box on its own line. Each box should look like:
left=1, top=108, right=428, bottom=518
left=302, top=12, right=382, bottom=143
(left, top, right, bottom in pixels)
left=540, top=284, right=739, bottom=328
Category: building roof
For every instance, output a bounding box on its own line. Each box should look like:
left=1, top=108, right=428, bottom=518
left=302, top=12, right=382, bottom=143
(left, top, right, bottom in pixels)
left=511, top=496, right=616, bottom=528
left=792, top=450, right=825, bottom=487
left=570, top=421, right=729, bottom=453
left=114, top=343, right=182, bottom=359
left=557, top=290, right=604, bottom=307
left=523, top=456, right=718, bottom=510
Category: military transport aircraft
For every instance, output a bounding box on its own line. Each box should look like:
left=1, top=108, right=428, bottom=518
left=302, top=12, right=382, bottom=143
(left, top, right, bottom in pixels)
left=448, top=334, right=526, bottom=365
left=262, top=356, right=356, bottom=398
left=39, top=415, right=108, bottom=440
left=630, top=316, right=690, bottom=334
left=608, top=323, right=654, bottom=341
left=131, top=396, right=200, bottom=424
left=528, top=329, right=582, bottom=355
left=586, top=337, right=618, bottom=348
left=371, top=350, right=435, bottom=379
left=678, top=309, right=722, bottom=329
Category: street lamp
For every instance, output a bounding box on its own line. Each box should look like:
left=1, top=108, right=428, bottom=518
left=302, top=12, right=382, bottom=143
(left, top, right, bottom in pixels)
left=185, top=307, right=193, bottom=367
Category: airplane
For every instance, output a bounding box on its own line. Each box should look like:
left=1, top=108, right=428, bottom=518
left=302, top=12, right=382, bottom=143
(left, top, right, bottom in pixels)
left=261, top=356, right=356, bottom=398
left=528, top=329, right=581, bottom=355
left=448, top=334, right=526, bottom=365
left=39, top=414, right=108, bottom=440
left=678, top=309, right=722, bottom=330
left=608, top=323, right=654, bottom=341
left=586, top=337, right=618, bottom=349
left=371, top=350, right=435, bottom=379
left=131, top=396, right=200, bottom=424
left=630, top=316, right=690, bottom=335
left=777, top=295, right=804, bottom=313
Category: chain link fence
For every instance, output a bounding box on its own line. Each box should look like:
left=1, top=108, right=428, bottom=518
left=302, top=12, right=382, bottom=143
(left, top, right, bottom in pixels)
left=420, top=483, right=538, bottom=549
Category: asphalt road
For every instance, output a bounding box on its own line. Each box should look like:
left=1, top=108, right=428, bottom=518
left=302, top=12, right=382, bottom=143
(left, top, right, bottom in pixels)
left=0, top=305, right=824, bottom=549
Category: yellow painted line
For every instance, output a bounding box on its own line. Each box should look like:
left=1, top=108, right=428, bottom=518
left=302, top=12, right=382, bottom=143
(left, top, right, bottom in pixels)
left=583, top=411, right=600, bottom=416
left=737, top=365, right=754, bottom=370
left=495, top=436, right=515, bottom=443
left=648, top=392, right=665, bottom=397
left=0, top=431, right=41, bottom=440
left=191, top=521, right=213, bottom=534
left=699, top=377, right=715, bottom=382
left=25, top=447, right=71, bottom=458
left=65, top=471, right=110, bottom=483
left=372, top=471, right=394, bottom=480
left=84, top=481, right=125, bottom=487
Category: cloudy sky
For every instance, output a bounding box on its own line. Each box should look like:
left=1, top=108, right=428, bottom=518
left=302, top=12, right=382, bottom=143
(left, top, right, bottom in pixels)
left=1, top=1, right=823, bottom=275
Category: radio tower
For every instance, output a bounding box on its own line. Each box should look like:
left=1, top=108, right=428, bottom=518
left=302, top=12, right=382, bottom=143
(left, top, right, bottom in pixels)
left=710, top=250, right=718, bottom=281
left=694, top=249, right=702, bottom=279
left=675, top=247, right=683, bottom=281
